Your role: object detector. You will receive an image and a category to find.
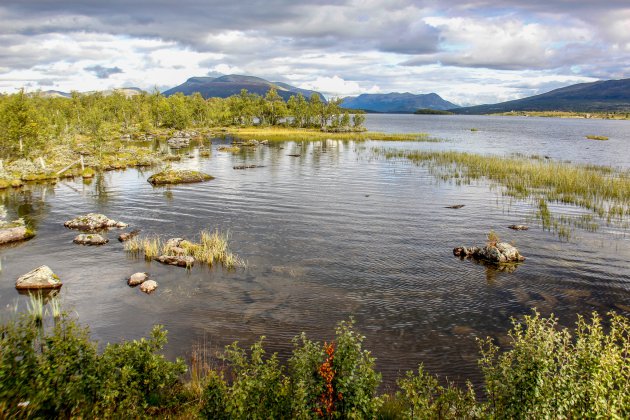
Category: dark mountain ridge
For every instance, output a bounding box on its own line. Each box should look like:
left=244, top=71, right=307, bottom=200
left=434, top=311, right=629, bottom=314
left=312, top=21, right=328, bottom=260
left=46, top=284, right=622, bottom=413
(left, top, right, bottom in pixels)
left=341, top=92, right=459, bottom=113
left=162, top=74, right=326, bottom=102
left=452, top=78, right=630, bottom=114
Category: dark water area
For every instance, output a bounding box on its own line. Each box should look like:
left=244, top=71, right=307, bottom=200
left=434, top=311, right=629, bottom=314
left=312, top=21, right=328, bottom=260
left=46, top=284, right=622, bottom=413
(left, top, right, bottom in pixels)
left=1, top=114, right=629, bottom=388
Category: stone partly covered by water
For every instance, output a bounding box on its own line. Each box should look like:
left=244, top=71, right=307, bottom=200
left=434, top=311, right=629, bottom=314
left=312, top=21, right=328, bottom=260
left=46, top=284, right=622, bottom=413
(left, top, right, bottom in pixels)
left=167, top=137, right=190, bottom=149
left=118, top=229, right=140, bottom=242
left=127, top=272, right=149, bottom=286
left=155, top=254, right=195, bottom=267
left=508, top=224, right=529, bottom=231
left=0, top=219, right=34, bottom=245
left=64, top=213, right=128, bottom=231
left=73, top=233, right=109, bottom=245
left=454, top=242, right=526, bottom=264
left=147, top=169, right=214, bottom=185
left=140, top=280, right=158, bottom=294
left=15, top=265, right=62, bottom=290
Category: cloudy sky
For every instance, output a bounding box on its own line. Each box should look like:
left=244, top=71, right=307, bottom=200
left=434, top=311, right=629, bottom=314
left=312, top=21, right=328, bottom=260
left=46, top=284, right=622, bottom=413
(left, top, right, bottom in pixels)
left=0, top=0, right=628, bottom=105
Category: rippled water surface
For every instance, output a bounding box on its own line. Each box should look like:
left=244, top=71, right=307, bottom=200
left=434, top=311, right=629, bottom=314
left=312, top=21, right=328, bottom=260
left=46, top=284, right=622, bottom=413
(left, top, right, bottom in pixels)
left=1, top=114, right=629, bottom=386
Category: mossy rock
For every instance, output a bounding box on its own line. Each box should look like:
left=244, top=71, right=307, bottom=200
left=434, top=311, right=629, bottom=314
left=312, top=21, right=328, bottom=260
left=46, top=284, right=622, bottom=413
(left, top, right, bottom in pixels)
left=147, top=169, right=214, bottom=185
left=0, top=179, right=9, bottom=189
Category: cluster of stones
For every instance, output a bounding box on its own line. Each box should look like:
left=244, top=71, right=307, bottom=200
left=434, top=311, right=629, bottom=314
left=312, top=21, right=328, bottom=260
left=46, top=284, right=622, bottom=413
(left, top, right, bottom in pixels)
left=121, top=133, right=155, bottom=142
left=155, top=237, right=195, bottom=267
left=64, top=213, right=128, bottom=246
left=453, top=242, right=526, bottom=264
left=127, top=272, right=157, bottom=294
left=167, top=130, right=200, bottom=149
left=233, top=139, right=269, bottom=147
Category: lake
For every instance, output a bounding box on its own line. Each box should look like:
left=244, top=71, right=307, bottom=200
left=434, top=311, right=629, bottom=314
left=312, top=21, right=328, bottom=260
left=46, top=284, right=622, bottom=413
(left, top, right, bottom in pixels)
left=1, top=114, right=629, bottom=387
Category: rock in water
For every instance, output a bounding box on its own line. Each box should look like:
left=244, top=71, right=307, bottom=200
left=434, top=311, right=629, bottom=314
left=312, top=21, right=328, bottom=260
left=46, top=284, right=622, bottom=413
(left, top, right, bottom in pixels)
left=508, top=224, right=529, bottom=230
left=64, top=213, right=128, bottom=230
left=155, top=255, right=194, bottom=267
left=445, top=204, right=465, bottom=209
left=118, top=229, right=140, bottom=242
left=454, top=242, right=525, bottom=264
left=73, top=233, right=109, bottom=245
left=140, top=280, right=158, bottom=294
left=147, top=169, right=214, bottom=185
left=128, top=272, right=149, bottom=286
left=16, top=266, right=62, bottom=290
left=0, top=219, right=34, bottom=245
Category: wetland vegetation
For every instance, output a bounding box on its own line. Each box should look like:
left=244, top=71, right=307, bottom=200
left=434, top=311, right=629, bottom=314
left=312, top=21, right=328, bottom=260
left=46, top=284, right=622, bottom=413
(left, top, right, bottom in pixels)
left=376, top=148, right=630, bottom=238
left=1, top=305, right=627, bottom=418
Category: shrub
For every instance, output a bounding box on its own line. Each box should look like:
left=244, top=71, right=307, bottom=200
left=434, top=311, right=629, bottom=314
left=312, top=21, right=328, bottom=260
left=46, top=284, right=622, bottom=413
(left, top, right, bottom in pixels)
left=479, top=310, right=630, bottom=419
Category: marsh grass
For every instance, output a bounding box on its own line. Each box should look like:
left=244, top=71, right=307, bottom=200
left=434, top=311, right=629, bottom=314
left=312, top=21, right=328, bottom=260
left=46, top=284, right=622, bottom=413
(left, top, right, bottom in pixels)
left=26, top=293, right=45, bottom=324
left=227, top=127, right=440, bottom=142
left=377, top=149, right=630, bottom=237
left=585, top=135, right=609, bottom=141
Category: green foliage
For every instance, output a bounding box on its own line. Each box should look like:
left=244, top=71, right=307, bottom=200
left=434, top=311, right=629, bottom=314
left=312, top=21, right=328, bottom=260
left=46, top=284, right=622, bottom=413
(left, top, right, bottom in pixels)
left=479, top=310, right=630, bottom=419
left=0, top=313, right=186, bottom=418
left=2, top=309, right=628, bottom=418
left=392, top=365, right=478, bottom=419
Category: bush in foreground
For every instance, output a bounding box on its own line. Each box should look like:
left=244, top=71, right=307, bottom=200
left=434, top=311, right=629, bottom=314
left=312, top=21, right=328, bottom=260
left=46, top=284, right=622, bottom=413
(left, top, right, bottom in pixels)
left=0, top=305, right=628, bottom=418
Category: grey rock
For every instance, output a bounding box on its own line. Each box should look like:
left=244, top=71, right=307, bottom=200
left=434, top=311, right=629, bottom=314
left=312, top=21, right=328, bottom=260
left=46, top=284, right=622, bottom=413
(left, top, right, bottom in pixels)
left=155, top=255, right=194, bottom=267
left=0, top=219, right=34, bottom=245
left=73, top=233, right=108, bottom=245
left=453, top=242, right=525, bottom=264
left=16, top=266, right=62, bottom=290
left=128, top=272, right=149, bottom=286
left=140, top=280, right=158, bottom=294
left=64, top=213, right=128, bottom=231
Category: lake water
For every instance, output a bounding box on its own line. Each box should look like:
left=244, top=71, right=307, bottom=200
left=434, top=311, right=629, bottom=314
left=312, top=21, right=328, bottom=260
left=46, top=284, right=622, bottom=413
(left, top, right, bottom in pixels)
left=1, top=114, right=629, bottom=387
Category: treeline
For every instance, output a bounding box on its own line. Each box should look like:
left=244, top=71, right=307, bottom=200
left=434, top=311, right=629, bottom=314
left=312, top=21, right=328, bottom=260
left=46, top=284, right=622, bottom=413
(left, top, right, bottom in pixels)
left=1, top=306, right=628, bottom=418
left=0, top=88, right=365, bottom=160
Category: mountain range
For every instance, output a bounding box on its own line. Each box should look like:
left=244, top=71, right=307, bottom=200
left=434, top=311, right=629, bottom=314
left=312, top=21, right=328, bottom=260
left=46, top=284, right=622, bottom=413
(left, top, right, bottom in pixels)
left=340, top=92, right=459, bottom=113
left=452, top=78, right=630, bottom=114
left=162, top=75, right=326, bottom=102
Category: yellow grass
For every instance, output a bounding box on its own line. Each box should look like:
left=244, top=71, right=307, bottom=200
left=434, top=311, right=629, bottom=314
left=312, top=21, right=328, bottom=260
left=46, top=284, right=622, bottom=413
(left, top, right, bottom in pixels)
left=226, top=127, right=440, bottom=142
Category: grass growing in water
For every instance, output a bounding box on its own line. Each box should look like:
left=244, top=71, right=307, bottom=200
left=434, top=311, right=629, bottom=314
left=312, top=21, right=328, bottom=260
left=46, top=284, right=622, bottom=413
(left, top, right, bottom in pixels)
left=585, top=135, right=609, bottom=141
left=378, top=149, right=630, bottom=236
left=125, top=230, right=243, bottom=269
left=226, top=127, right=440, bottom=142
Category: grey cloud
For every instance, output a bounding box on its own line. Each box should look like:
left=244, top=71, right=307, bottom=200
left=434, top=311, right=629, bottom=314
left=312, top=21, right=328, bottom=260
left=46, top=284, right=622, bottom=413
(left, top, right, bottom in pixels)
left=85, top=65, right=123, bottom=79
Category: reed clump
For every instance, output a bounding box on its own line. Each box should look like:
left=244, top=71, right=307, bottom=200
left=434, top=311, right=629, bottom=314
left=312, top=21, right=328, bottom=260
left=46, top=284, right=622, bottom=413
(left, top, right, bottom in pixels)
left=379, top=149, right=630, bottom=236
left=125, top=230, right=243, bottom=269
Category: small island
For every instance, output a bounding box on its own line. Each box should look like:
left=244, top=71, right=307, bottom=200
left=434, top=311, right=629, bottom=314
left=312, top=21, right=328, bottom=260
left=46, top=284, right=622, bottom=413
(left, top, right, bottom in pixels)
left=147, top=169, right=214, bottom=185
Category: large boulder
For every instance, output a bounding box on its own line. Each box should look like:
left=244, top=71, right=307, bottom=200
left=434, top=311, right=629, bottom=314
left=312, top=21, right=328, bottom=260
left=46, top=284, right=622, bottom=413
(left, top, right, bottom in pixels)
left=16, top=266, right=62, bottom=290
left=0, top=219, right=35, bottom=245
left=453, top=242, right=525, bottom=264
left=73, top=233, right=109, bottom=245
left=64, top=213, right=128, bottom=231
left=147, top=169, right=214, bottom=185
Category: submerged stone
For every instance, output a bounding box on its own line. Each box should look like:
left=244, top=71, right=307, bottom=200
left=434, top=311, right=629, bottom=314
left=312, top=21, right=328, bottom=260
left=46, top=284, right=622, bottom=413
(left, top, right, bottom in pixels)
left=16, top=265, right=62, bottom=290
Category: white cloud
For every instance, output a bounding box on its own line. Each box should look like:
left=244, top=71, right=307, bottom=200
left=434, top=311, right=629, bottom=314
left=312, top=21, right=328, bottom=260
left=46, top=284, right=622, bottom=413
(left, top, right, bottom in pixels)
left=299, top=75, right=381, bottom=97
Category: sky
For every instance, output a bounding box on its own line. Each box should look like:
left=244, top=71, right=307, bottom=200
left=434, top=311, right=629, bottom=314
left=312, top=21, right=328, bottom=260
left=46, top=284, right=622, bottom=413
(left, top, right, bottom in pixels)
left=0, top=0, right=628, bottom=105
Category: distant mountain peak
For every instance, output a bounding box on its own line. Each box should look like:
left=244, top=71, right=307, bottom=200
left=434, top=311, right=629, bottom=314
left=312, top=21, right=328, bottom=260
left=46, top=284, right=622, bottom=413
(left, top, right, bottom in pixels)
left=163, top=74, right=326, bottom=101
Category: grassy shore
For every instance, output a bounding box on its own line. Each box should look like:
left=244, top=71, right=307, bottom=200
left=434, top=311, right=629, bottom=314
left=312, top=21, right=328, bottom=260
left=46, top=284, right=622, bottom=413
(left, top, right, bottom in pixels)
left=224, top=127, right=441, bottom=142
left=493, top=110, right=630, bottom=120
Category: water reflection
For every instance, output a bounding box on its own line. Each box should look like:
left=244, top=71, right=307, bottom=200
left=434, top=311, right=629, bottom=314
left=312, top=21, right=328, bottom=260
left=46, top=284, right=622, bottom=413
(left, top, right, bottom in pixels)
left=0, top=123, right=629, bottom=387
